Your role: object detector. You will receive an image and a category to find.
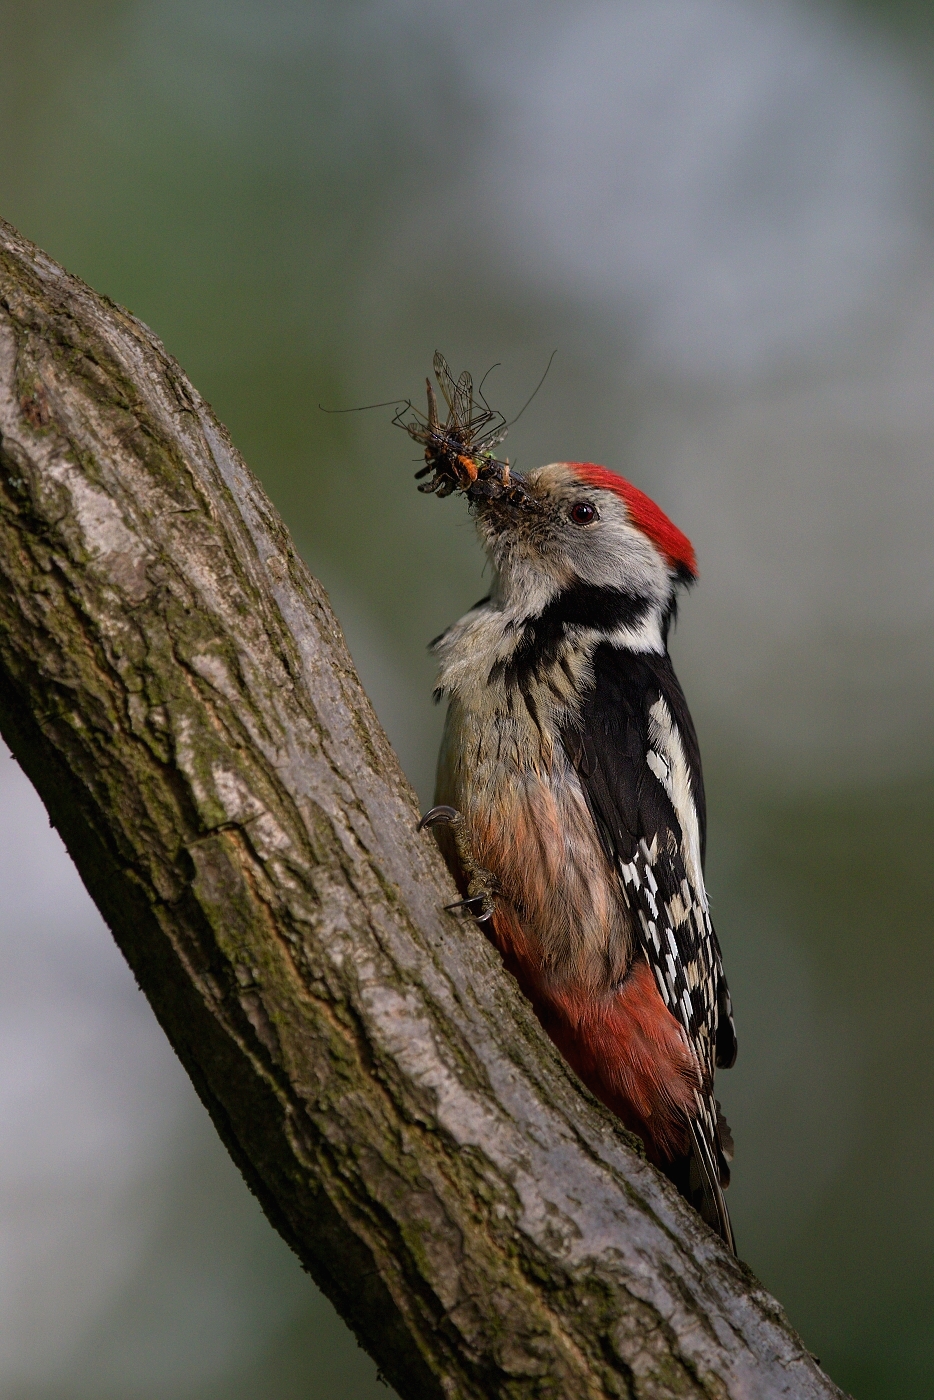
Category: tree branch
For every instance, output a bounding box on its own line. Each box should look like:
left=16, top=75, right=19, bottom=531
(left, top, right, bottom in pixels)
left=0, top=218, right=844, bottom=1400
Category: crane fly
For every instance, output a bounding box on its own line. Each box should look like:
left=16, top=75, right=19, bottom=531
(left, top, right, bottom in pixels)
left=397, top=352, right=532, bottom=506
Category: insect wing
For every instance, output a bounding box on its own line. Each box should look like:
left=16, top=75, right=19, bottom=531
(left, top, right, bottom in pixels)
left=432, top=352, right=460, bottom=414
left=453, top=370, right=473, bottom=431
left=473, top=421, right=509, bottom=454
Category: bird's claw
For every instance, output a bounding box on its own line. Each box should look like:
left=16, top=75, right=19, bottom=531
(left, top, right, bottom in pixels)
left=417, top=804, right=460, bottom=832
left=445, top=894, right=494, bottom=923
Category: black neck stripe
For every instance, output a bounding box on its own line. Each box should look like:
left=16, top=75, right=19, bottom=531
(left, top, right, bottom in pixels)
left=489, top=583, right=650, bottom=689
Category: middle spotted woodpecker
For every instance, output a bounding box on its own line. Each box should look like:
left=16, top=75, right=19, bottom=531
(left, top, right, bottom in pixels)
left=409, top=357, right=737, bottom=1249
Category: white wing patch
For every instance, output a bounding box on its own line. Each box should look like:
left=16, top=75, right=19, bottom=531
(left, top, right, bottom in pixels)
left=646, top=696, right=707, bottom=912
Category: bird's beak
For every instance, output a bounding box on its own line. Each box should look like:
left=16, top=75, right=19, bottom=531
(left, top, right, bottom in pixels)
left=466, top=465, right=535, bottom=510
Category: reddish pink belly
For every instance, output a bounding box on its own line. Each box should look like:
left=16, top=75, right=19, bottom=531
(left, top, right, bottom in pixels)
left=491, top=905, right=699, bottom=1166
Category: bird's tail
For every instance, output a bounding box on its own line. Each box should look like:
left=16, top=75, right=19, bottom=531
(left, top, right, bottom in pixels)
left=687, top=1119, right=734, bottom=1252
left=664, top=1097, right=735, bottom=1253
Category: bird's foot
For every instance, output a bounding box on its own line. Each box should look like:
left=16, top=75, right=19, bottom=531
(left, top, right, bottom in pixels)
left=446, top=864, right=498, bottom=923
left=418, top=806, right=497, bottom=922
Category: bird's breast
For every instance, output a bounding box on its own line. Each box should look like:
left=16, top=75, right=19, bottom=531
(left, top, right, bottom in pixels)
left=435, top=677, right=632, bottom=994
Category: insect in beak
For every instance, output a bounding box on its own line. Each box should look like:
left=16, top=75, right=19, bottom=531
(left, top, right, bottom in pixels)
left=398, top=352, right=533, bottom=508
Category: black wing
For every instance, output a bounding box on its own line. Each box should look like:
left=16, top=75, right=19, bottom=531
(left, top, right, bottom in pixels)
left=563, top=642, right=736, bottom=1246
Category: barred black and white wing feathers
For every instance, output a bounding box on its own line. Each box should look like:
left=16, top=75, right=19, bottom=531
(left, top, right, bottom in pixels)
left=564, top=643, right=736, bottom=1249
left=618, top=833, right=735, bottom=1086
left=616, top=834, right=734, bottom=1249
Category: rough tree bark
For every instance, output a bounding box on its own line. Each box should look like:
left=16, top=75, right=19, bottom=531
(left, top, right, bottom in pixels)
left=0, top=218, right=844, bottom=1400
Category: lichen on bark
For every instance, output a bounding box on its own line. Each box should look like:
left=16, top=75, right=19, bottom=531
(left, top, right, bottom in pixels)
left=0, top=217, right=846, bottom=1400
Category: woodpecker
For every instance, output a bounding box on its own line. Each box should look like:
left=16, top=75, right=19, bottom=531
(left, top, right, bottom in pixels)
left=408, top=360, right=737, bottom=1248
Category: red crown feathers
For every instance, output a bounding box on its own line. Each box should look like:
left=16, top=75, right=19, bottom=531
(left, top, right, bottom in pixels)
left=570, top=463, right=697, bottom=580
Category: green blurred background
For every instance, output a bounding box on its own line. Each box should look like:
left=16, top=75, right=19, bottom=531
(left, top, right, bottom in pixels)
left=2, top=1, right=934, bottom=1395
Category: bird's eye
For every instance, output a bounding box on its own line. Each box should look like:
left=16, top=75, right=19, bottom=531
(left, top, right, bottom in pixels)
left=570, top=501, right=597, bottom=525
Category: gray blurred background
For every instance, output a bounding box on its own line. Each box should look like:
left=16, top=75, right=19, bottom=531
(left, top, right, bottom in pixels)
left=1, top=1, right=933, bottom=1395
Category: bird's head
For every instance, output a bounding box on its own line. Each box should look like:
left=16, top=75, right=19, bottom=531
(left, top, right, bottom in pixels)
left=473, top=462, right=697, bottom=624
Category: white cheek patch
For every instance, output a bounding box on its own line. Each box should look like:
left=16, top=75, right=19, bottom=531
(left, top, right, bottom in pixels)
left=575, top=506, right=671, bottom=605
left=646, top=696, right=707, bottom=911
